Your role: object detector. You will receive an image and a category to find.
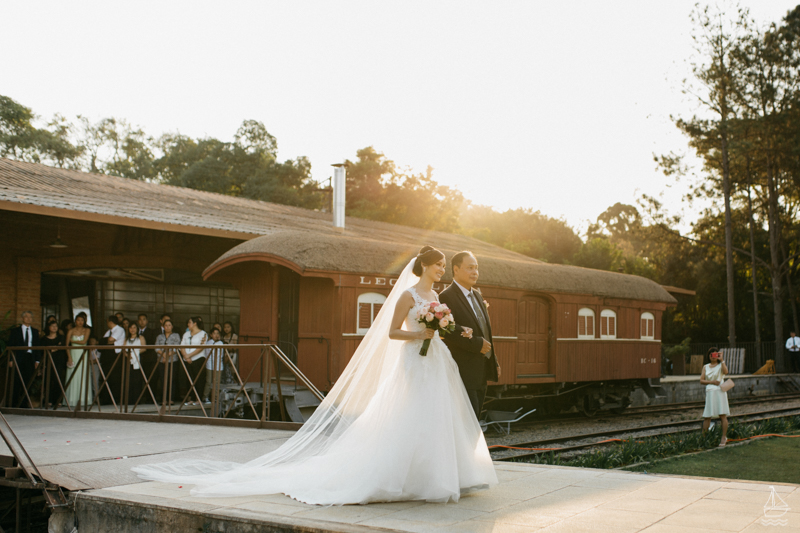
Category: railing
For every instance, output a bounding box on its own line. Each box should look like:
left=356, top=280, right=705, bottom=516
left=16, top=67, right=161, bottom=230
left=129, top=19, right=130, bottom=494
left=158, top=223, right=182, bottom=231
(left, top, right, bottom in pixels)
left=0, top=343, right=324, bottom=428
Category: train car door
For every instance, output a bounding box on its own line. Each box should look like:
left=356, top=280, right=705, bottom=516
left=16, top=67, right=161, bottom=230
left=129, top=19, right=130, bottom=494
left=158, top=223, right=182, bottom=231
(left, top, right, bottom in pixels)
left=516, top=295, right=551, bottom=378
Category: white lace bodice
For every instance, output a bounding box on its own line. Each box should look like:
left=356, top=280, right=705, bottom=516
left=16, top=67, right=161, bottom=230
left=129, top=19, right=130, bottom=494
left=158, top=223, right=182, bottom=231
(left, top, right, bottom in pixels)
left=406, top=287, right=439, bottom=332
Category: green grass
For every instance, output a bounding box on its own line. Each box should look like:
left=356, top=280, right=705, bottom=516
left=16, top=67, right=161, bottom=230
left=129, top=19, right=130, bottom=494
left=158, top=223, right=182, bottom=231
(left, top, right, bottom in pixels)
left=626, top=432, right=800, bottom=484
left=510, top=415, right=800, bottom=473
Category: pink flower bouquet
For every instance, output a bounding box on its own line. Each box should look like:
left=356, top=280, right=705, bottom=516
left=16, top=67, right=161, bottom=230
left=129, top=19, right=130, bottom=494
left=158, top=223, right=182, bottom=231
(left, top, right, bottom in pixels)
left=416, top=302, right=456, bottom=356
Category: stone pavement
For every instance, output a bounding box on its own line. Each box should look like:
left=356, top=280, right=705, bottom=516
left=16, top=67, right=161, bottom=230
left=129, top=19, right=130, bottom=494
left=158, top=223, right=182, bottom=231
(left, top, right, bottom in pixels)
left=89, top=461, right=799, bottom=532
left=1, top=415, right=797, bottom=532
left=0, top=414, right=295, bottom=490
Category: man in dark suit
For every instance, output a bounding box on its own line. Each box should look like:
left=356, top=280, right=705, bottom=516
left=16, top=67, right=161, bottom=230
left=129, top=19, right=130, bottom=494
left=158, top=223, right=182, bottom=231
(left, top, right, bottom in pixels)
left=137, top=313, right=160, bottom=402
left=7, top=311, right=42, bottom=408
left=439, top=251, right=500, bottom=419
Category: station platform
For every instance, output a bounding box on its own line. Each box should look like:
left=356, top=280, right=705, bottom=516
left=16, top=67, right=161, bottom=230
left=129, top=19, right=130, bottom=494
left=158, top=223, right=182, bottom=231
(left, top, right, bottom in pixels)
left=631, top=373, right=800, bottom=407
left=0, top=415, right=797, bottom=532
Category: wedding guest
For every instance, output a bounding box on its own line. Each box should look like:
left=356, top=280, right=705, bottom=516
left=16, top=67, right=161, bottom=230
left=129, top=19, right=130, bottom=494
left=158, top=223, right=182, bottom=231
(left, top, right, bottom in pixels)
left=159, top=313, right=172, bottom=335
left=121, top=318, right=131, bottom=334
left=203, top=328, right=224, bottom=404
left=221, top=321, right=238, bottom=383
left=60, top=318, right=74, bottom=337
left=155, top=319, right=181, bottom=403
left=786, top=332, right=800, bottom=373
left=179, top=317, right=207, bottom=406
left=65, top=313, right=92, bottom=408
left=40, top=320, right=67, bottom=407
left=104, top=316, right=125, bottom=353
left=115, top=312, right=124, bottom=323
left=212, top=322, right=223, bottom=334
left=101, top=316, right=126, bottom=405
left=122, top=322, right=145, bottom=405
left=222, top=322, right=238, bottom=345
left=701, top=347, right=730, bottom=446
left=138, top=313, right=159, bottom=402
left=7, top=311, right=41, bottom=408
left=88, top=337, right=101, bottom=398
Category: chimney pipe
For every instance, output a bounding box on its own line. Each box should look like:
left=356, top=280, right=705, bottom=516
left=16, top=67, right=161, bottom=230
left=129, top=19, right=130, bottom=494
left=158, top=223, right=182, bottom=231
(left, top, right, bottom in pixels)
left=332, top=164, right=346, bottom=229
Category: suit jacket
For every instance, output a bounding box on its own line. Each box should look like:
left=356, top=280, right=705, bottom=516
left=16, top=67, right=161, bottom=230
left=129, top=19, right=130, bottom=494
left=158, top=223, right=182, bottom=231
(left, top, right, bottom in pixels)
left=139, top=326, right=160, bottom=356
left=8, top=325, right=42, bottom=364
left=439, top=283, right=499, bottom=389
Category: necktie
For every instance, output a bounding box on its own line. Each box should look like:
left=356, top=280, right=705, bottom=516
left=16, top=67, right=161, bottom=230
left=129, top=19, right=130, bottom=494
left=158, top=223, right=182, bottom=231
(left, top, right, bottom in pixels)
left=468, top=292, right=488, bottom=336
left=24, top=327, right=30, bottom=352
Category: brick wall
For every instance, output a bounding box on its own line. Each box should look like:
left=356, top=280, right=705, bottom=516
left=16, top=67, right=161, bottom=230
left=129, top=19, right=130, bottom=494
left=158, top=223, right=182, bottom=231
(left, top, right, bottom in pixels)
left=0, top=256, right=16, bottom=330
left=15, top=257, right=43, bottom=329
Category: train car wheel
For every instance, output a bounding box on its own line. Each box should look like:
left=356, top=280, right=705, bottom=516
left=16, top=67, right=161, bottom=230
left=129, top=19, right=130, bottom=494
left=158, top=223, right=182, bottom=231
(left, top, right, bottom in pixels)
left=610, top=397, right=631, bottom=415
left=581, top=395, right=599, bottom=417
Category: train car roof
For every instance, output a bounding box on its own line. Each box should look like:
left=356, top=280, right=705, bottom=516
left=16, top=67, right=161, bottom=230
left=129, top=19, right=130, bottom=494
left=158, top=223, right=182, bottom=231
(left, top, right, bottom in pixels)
left=206, top=231, right=678, bottom=304
left=0, top=157, right=677, bottom=305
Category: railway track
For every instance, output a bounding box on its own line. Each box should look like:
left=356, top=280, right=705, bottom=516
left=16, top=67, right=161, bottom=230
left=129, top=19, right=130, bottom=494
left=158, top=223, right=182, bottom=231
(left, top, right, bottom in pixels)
left=491, top=405, right=800, bottom=461
left=502, top=391, right=800, bottom=430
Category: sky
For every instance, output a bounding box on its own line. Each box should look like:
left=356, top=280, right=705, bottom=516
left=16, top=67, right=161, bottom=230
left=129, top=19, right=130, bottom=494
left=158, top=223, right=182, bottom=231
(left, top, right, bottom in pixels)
left=2, top=1, right=797, bottom=233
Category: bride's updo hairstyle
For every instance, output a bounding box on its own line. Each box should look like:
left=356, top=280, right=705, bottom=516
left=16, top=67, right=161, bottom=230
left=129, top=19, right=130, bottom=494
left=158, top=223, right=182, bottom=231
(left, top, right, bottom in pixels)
left=413, top=246, right=445, bottom=277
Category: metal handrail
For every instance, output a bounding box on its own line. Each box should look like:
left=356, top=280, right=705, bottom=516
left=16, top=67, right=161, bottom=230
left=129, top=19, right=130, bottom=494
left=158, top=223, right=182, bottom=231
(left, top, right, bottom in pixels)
left=0, top=343, right=324, bottom=425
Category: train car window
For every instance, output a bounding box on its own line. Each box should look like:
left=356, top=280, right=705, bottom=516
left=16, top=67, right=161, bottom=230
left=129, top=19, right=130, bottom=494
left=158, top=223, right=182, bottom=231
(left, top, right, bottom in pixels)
left=357, top=292, right=387, bottom=335
left=600, top=309, right=617, bottom=339
left=578, top=308, right=595, bottom=339
left=641, top=312, right=655, bottom=339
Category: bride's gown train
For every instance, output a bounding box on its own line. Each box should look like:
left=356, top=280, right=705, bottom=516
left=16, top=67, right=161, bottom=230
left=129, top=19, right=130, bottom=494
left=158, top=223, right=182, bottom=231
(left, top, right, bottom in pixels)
left=133, top=264, right=497, bottom=505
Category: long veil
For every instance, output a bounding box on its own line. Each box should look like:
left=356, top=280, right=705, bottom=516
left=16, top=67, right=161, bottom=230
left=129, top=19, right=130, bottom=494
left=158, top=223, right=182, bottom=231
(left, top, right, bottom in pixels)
left=133, top=259, right=420, bottom=489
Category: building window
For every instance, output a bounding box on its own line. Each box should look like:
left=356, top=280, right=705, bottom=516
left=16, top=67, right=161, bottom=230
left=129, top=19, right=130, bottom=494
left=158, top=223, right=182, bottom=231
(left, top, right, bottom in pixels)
left=600, top=309, right=617, bottom=339
left=357, top=292, right=387, bottom=334
left=578, top=308, right=595, bottom=339
left=641, top=312, right=655, bottom=340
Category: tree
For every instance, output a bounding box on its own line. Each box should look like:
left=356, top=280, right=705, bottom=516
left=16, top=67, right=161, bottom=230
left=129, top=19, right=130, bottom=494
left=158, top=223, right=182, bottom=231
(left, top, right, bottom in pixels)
left=460, top=205, right=582, bottom=264
left=75, top=116, right=156, bottom=180
left=572, top=238, right=624, bottom=272
left=155, top=121, right=322, bottom=209
left=344, top=147, right=465, bottom=230
left=0, top=95, right=40, bottom=160
left=728, top=6, right=800, bottom=367
left=675, top=3, right=750, bottom=348
left=0, top=95, right=81, bottom=166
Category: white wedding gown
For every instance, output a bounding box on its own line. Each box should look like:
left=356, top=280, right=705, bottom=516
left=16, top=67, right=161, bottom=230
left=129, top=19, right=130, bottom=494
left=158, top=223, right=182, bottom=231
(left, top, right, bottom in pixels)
left=133, top=264, right=497, bottom=505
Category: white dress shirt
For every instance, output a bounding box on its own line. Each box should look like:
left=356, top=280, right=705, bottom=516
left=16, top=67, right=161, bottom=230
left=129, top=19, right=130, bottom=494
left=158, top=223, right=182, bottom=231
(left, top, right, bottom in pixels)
left=787, top=336, right=800, bottom=352
left=452, top=281, right=493, bottom=360
left=123, top=336, right=142, bottom=370
left=105, top=325, right=126, bottom=354
left=453, top=281, right=485, bottom=323
left=21, top=325, right=33, bottom=353
left=182, top=331, right=208, bottom=361
left=205, top=340, right=225, bottom=371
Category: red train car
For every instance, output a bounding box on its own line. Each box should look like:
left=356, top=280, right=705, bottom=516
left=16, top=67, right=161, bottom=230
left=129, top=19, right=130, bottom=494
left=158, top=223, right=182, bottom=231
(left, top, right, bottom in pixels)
left=205, top=229, right=676, bottom=416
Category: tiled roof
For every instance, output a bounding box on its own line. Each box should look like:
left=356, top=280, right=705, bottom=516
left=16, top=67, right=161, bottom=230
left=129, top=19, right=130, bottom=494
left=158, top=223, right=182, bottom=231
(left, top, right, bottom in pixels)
left=0, top=157, right=525, bottom=258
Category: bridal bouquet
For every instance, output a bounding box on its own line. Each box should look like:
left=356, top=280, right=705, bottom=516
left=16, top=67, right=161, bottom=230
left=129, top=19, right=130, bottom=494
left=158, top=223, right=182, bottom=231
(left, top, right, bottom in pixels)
left=416, top=302, right=456, bottom=356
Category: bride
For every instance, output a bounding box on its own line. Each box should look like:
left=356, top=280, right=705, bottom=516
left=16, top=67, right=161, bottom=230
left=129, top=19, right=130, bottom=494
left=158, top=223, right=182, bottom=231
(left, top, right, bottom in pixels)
left=133, top=245, right=498, bottom=505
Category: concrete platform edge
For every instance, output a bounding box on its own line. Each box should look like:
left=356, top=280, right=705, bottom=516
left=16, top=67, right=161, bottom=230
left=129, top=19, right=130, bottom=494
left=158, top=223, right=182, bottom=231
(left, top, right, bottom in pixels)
left=74, top=490, right=401, bottom=533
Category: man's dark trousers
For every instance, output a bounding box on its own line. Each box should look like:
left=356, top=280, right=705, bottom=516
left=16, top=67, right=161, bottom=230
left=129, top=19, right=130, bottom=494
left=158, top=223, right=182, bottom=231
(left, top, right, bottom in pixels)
left=439, top=283, right=498, bottom=420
